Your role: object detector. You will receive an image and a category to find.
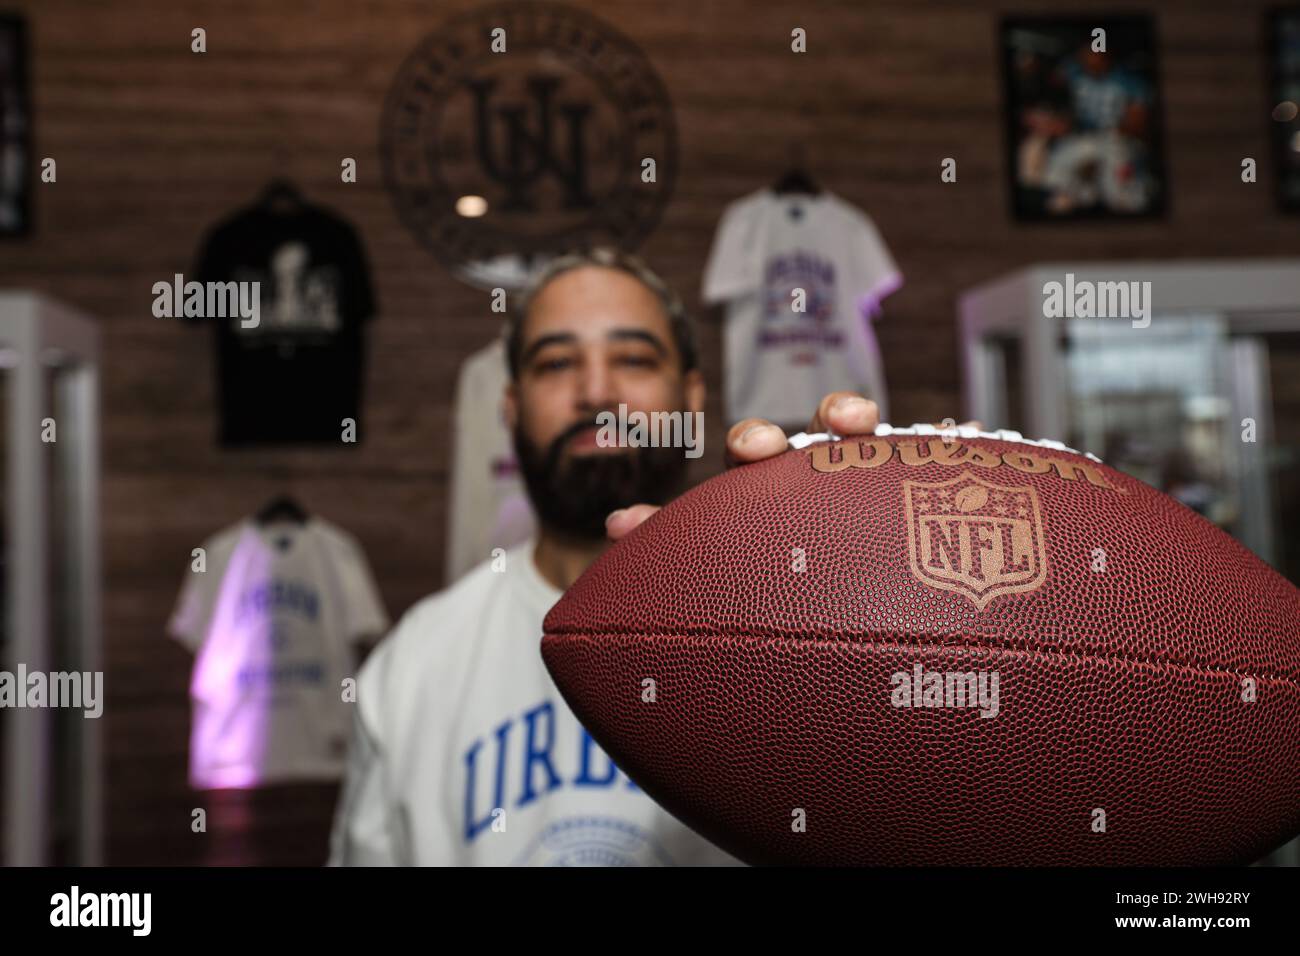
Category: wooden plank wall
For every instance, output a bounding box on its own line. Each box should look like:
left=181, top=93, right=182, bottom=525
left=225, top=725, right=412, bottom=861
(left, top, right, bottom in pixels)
left=0, top=0, right=1295, bottom=864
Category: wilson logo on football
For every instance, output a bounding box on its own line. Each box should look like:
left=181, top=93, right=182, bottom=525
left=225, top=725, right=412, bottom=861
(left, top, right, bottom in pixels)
left=808, top=438, right=1120, bottom=492
left=902, top=473, right=1048, bottom=609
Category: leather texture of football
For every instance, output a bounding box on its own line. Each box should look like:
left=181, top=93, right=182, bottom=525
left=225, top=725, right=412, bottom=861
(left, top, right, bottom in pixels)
left=541, top=425, right=1300, bottom=865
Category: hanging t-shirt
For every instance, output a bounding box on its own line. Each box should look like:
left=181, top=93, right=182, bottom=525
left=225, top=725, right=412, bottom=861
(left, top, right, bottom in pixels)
left=444, top=338, right=535, bottom=584
left=329, top=540, right=739, bottom=866
left=190, top=200, right=377, bottom=445
left=168, top=516, right=390, bottom=789
left=702, top=188, right=902, bottom=426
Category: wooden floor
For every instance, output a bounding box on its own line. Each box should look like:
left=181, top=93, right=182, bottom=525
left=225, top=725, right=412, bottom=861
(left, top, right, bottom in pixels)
left=195, top=783, right=340, bottom=868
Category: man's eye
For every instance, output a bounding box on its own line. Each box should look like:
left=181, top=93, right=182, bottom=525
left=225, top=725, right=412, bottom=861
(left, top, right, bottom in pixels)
left=536, top=357, right=573, bottom=372
left=619, top=355, right=657, bottom=368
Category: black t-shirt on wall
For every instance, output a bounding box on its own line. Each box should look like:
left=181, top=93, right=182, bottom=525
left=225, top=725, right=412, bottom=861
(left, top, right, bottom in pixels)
left=191, top=201, right=377, bottom=446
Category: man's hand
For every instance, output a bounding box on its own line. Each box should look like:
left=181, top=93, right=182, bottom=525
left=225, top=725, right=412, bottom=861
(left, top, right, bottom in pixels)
left=605, top=391, right=882, bottom=541
left=606, top=394, right=983, bottom=540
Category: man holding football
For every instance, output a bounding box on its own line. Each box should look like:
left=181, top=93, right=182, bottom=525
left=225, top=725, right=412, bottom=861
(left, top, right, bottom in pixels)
left=330, top=247, right=888, bottom=865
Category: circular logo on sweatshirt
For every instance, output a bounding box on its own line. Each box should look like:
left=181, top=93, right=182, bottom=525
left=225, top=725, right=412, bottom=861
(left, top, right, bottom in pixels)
left=512, top=816, right=675, bottom=866
left=379, top=1, right=677, bottom=290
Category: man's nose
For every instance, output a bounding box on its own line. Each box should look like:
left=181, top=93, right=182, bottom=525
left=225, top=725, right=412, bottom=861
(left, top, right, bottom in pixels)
left=577, top=358, right=615, bottom=410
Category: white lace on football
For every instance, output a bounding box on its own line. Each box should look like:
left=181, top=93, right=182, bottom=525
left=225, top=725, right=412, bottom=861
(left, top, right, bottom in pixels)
left=787, top=423, right=1102, bottom=463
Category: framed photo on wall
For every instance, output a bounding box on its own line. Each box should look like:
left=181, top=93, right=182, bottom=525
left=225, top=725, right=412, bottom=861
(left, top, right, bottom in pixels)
left=1270, top=6, right=1300, bottom=212
left=1000, top=15, right=1167, bottom=221
left=0, top=14, right=30, bottom=237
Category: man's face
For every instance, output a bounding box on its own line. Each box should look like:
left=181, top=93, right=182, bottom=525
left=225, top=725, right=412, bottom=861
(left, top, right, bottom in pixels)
left=505, top=265, right=706, bottom=541
left=1082, top=47, right=1111, bottom=77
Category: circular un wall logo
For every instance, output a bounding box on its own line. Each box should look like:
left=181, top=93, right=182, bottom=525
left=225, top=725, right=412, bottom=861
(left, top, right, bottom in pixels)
left=380, top=1, right=678, bottom=290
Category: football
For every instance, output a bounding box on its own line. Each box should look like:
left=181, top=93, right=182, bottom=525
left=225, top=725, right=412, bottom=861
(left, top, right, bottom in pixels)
left=541, top=425, right=1300, bottom=865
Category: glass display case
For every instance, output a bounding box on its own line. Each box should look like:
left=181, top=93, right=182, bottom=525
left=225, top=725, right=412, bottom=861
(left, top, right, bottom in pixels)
left=960, top=260, right=1300, bottom=866
left=0, top=292, right=101, bottom=865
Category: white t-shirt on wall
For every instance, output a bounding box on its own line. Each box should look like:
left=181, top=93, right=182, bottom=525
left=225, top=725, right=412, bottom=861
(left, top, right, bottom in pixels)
left=444, top=337, right=536, bottom=585
left=702, top=188, right=903, bottom=426
left=329, top=540, right=740, bottom=866
left=168, top=516, right=389, bottom=789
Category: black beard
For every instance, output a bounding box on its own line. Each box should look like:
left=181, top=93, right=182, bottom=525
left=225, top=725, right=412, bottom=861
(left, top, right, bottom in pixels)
left=513, top=417, right=691, bottom=542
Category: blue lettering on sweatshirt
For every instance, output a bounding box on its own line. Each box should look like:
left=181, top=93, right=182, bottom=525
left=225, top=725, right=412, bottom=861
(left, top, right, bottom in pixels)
left=462, top=699, right=641, bottom=844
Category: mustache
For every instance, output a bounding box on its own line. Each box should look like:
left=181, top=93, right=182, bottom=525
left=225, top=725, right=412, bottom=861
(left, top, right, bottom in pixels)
left=547, top=416, right=615, bottom=456
left=514, top=410, right=690, bottom=541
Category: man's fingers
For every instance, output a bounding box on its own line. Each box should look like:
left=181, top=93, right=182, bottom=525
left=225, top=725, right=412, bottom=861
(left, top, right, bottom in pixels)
left=725, top=418, right=788, bottom=465
left=605, top=503, right=661, bottom=541
left=724, top=396, right=880, bottom=469
left=607, top=411, right=988, bottom=545
left=810, top=392, right=879, bottom=436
